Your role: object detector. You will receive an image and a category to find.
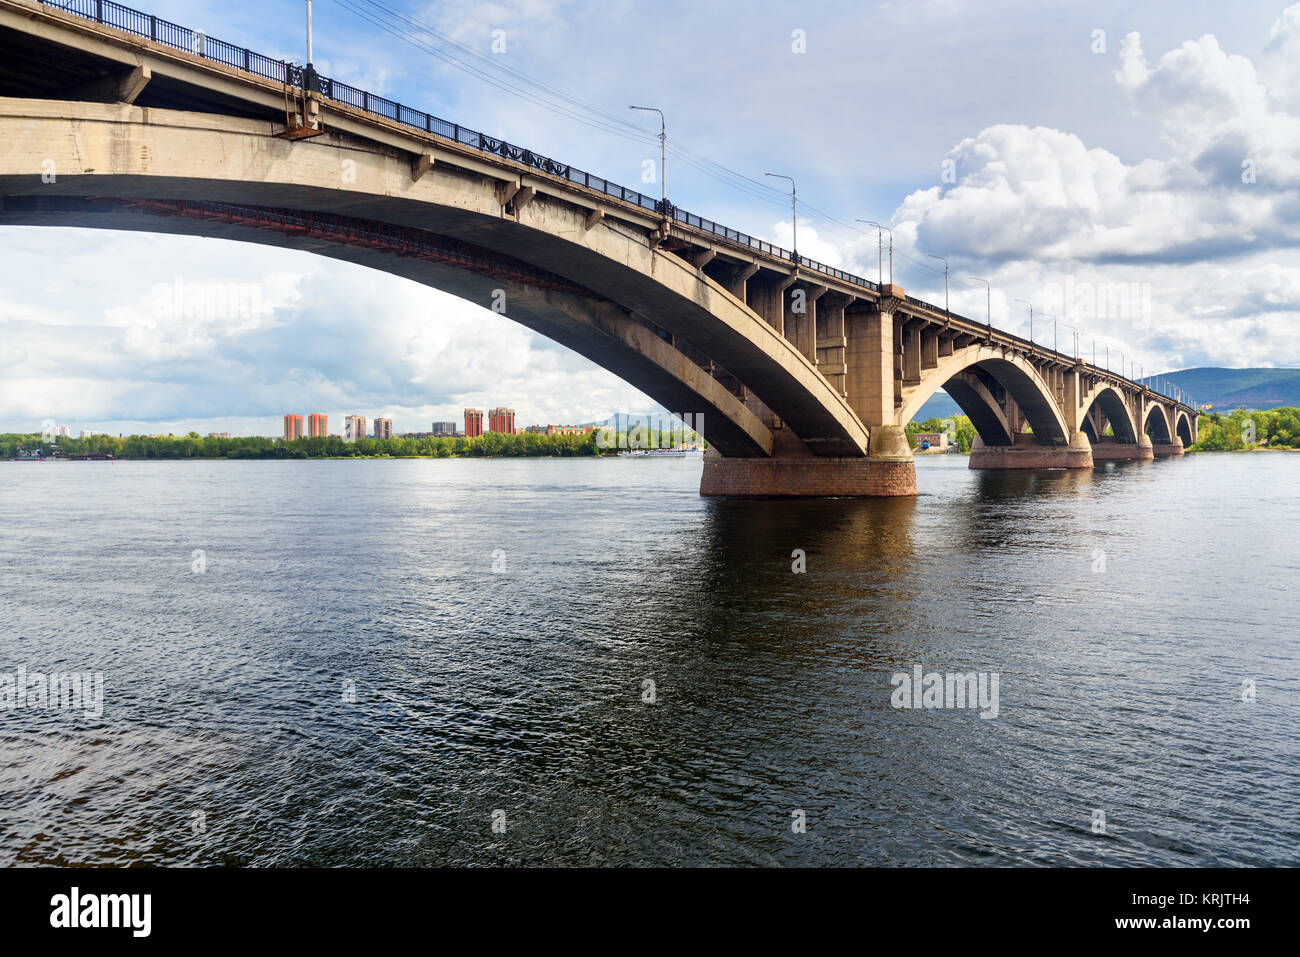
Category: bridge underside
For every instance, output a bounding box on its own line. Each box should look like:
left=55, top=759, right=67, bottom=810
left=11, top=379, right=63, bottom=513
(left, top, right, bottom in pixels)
left=1, top=195, right=782, bottom=459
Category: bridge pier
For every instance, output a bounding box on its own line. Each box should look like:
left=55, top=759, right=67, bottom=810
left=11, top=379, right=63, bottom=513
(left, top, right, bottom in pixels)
left=1089, top=434, right=1155, bottom=462
left=1152, top=438, right=1185, bottom=456
left=699, top=426, right=916, bottom=497
left=968, top=432, right=1093, bottom=470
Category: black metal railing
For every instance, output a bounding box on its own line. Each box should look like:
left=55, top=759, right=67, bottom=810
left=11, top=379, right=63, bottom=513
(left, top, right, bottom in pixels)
left=34, top=0, right=1194, bottom=410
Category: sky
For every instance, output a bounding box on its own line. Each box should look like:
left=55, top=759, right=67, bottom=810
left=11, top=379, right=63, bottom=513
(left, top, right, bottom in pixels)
left=2, top=0, right=1299, bottom=435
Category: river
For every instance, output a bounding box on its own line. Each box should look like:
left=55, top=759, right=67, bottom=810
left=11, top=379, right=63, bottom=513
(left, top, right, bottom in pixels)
left=1, top=453, right=1296, bottom=865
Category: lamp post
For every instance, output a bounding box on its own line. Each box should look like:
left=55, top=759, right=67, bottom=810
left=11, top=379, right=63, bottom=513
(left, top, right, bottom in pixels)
left=1061, top=322, right=1078, bottom=358
left=765, top=173, right=797, bottom=264
left=1015, top=298, right=1033, bottom=345
left=926, top=254, right=949, bottom=317
left=968, top=276, right=991, bottom=337
left=628, top=105, right=666, bottom=209
left=859, top=220, right=892, bottom=286
left=303, top=0, right=317, bottom=90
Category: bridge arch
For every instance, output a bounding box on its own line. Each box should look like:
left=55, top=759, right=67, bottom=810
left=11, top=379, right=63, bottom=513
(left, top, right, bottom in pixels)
left=0, top=98, right=872, bottom=457
left=1079, top=384, right=1139, bottom=443
left=1175, top=409, right=1195, bottom=447
left=898, top=344, right=1071, bottom=447
left=1143, top=403, right=1173, bottom=444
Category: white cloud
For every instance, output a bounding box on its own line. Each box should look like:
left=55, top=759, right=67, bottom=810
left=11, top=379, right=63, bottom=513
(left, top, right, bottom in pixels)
left=873, top=9, right=1300, bottom=373
left=0, top=228, right=650, bottom=433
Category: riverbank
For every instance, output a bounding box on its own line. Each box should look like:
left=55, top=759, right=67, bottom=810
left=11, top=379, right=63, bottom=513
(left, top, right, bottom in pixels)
left=1, top=427, right=707, bottom=461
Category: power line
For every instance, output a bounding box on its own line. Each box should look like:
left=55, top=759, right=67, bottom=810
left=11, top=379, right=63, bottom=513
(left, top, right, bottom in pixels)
left=329, top=0, right=657, bottom=142
left=331, top=0, right=989, bottom=295
left=350, top=0, right=648, bottom=136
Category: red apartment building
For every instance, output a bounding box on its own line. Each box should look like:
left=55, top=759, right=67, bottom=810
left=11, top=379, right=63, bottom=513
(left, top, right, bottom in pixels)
left=307, top=413, right=328, bottom=437
left=488, top=407, right=516, bottom=434
left=283, top=414, right=304, bottom=441
left=464, top=408, right=484, bottom=438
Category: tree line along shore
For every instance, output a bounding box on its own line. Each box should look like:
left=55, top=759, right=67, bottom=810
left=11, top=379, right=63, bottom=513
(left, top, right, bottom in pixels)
left=4, top=407, right=1296, bottom=460
left=1, top=427, right=696, bottom=460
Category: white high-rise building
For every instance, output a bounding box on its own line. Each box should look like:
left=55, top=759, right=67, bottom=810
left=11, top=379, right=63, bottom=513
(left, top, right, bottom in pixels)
left=344, top=415, right=367, bottom=442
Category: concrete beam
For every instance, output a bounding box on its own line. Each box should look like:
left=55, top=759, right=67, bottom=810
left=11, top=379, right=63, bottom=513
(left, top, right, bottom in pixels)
left=584, top=208, right=603, bottom=231
left=512, top=185, right=536, bottom=212
left=692, top=248, right=716, bottom=269
left=410, top=150, right=435, bottom=182
left=722, top=262, right=759, bottom=300
left=119, top=64, right=151, bottom=104
left=902, top=324, right=922, bottom=385
left=58, top=64, right=152, bottom=104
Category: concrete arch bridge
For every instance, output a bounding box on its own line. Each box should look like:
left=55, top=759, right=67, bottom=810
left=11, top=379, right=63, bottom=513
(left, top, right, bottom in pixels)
left=0, top=0, right=1197, bottom=495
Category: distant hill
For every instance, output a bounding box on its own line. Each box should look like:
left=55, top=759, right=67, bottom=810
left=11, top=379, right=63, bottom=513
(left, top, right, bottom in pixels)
left=579, top=411, right=693, bottom=432
left=914, top=392, right=962, bottom=422
left=1158, top=368, right=1300, bottom=410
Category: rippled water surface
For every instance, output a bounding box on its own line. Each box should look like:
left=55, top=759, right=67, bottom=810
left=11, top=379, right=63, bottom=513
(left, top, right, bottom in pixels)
left=1, top=454, right=1297, bottom=866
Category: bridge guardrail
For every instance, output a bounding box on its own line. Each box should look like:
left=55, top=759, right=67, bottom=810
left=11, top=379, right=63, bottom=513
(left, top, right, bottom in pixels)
left=32, top=0, right=1194, bottom=412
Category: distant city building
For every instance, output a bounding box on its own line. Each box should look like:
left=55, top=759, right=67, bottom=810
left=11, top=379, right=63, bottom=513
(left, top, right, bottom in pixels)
left=344, top=415, right=367, bottom=442
left=283, top=414, right=304, bottom=441
left=913, top=431, right=949, bottom=450
left=373, top=417, right=393, bottom=440
left=524, top=424, right=595, bottom=436
left=432, top=421, right=457, bottom=437
left=307, top=413, right=328, bottom=438
left=79, top=429, right=102, bottom=438
left=56, top=425, right=71, bottom=437
left=464, top=408, right=484, bottom=438
left=488, top=407, right=516, bottom=434
left=207, top=432, right=232, bottom=439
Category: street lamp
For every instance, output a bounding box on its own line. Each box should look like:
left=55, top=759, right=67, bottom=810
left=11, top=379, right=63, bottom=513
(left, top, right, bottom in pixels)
left=926, top=254, right=949, bottom=317
left=628, top=105, right=666, bottom=209
left=858, top=220, right=892, bottom=285
left=1015, top=298, right=1033, bottom=344
left=304, top=0, right=317, bottom=90
left=968, top=276, right=991, bottom=337
left=1061, top=322, right=1078, bottom=358
left=765, top=172, right=797, bottom=264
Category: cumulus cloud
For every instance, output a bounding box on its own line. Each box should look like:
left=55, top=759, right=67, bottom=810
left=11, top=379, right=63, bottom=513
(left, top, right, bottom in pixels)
left=876, top=7, right=1300, bottom=373
left=896, top=9, right=1300, bottom=267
